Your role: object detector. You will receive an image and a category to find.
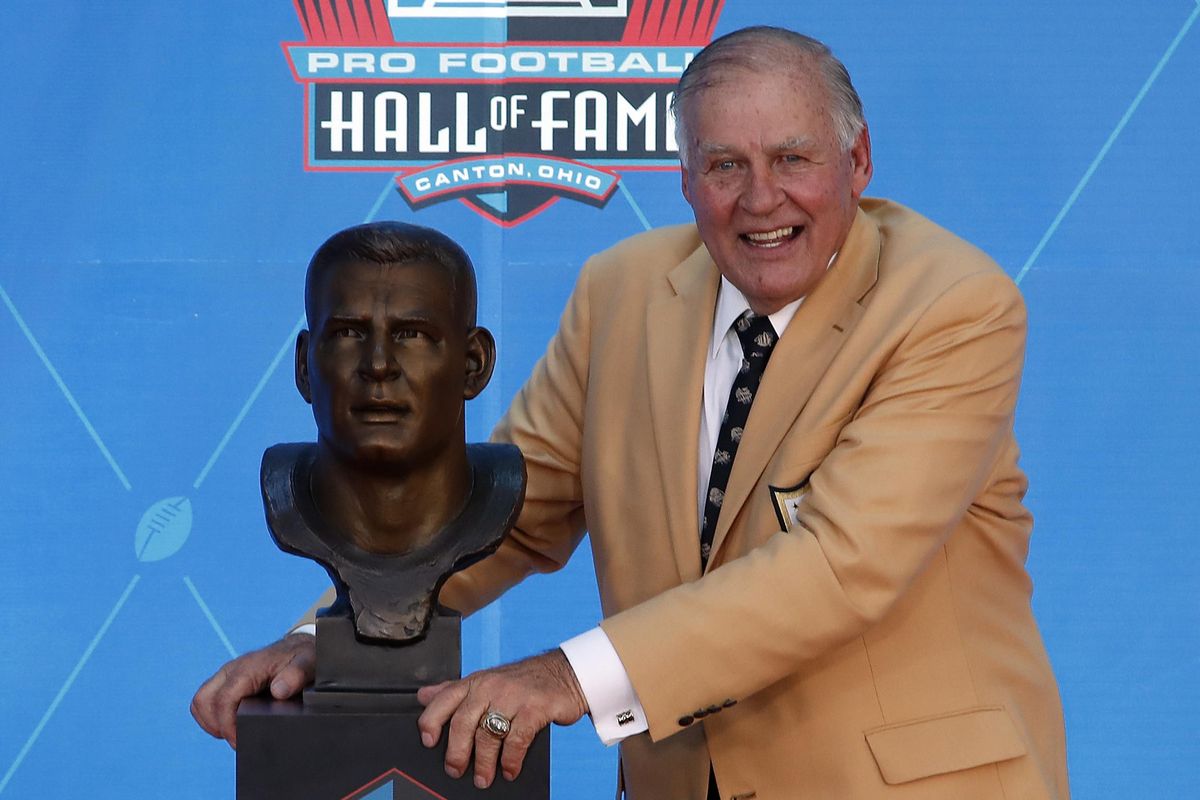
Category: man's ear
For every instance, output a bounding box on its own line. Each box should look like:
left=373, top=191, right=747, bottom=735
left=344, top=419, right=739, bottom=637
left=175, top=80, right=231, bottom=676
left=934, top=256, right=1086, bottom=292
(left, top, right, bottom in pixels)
left=848, top=123, right=873, bottom=200
left=295, top=330, right=313, bottom=404
left=463, top=326, right=496, bottom=401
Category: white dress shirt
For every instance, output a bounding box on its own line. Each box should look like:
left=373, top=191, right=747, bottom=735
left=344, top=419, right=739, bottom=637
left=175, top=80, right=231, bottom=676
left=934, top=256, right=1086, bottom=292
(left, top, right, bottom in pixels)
left=562, top=276, right=804, bottom=745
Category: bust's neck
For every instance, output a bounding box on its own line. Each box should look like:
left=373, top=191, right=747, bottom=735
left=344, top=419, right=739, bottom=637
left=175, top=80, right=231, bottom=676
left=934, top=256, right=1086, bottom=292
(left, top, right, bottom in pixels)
left=308, top=444, right=472, bottom=555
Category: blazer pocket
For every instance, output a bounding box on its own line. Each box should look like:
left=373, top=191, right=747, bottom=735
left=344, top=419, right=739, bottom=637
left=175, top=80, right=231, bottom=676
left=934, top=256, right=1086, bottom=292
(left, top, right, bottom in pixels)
left=864, top=706, right=1026, bottom=785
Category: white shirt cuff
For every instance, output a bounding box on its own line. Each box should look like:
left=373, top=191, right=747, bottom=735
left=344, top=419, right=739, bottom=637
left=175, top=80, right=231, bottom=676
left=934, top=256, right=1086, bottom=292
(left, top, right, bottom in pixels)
left=290, top=623, right=316, bottom=637
left=560, top=627, right=648, bottom=745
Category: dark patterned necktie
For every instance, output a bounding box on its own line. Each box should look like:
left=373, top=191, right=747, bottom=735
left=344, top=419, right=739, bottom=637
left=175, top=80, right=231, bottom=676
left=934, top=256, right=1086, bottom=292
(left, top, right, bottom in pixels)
left=699, top=312, right=778, bottom=569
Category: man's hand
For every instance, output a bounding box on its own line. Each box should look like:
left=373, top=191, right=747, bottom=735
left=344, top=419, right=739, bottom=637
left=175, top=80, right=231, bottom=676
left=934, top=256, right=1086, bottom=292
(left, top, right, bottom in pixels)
left=190, top=633, right=316, bottom=749
left=417, top=650, right=588, bottom=789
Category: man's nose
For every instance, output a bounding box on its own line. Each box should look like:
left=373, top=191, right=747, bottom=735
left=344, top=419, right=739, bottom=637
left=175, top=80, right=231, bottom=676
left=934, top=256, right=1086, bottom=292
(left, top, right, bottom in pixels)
left=359, top=334, right=400, bottom=380
left=739, top=164, right=785, bottom=216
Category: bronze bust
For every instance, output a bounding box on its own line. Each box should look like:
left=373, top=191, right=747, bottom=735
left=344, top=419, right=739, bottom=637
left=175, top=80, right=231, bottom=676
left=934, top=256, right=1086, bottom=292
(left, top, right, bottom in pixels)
left=228, top=224, right=549, bottom=792
left=260, top=222, right=525, bottom=647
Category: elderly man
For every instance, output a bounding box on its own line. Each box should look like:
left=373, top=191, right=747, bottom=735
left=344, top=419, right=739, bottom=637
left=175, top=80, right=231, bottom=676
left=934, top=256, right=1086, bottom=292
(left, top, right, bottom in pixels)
left=194, top=26, right=1069, bottom=800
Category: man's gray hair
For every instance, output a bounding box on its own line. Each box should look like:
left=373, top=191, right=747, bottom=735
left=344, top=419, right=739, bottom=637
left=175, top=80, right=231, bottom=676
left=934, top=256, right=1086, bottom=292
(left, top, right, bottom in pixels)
left=672, top=26, right=866, bottom=155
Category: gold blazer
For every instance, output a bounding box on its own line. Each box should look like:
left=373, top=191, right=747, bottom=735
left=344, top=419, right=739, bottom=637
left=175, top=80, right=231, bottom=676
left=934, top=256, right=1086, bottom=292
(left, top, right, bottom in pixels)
left=377, top=199, right=1067, bottom=799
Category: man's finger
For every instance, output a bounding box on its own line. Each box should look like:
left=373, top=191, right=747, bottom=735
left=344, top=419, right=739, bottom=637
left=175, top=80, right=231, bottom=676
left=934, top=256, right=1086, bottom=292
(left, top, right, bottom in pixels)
left=442, top=692, right=489, bottom=779
left=269, top=649, right=315, bottom=699
left=416, top=680, right=453, bottom=708
left=196, top=667, right=255, bottom=745
left=471, top=722, right=505, bottom=788
left=190, top=672, right=226, bottom=739
left=498, top=712, right=536, bottom=783
left=416, top=680, right=470, bottom=750
left=212, top=668, right=268, bottom=747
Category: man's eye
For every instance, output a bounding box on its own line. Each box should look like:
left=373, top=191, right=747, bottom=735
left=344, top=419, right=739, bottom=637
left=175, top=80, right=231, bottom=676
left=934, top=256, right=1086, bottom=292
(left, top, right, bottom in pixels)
left=334, top=327, right=362, bottom=339
left=394, top=329, right=425, bottom=341
left=714, top=159, right=737, bottom=171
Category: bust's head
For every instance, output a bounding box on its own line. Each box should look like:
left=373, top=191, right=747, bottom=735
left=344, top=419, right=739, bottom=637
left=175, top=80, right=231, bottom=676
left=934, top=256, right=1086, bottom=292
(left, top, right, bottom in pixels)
left=295, top=222, right=495, bottom=472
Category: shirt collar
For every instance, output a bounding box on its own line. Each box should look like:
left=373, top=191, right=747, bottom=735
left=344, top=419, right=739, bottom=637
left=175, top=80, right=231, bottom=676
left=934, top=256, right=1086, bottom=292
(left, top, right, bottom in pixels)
left=708, top=251, right=839, bottom=360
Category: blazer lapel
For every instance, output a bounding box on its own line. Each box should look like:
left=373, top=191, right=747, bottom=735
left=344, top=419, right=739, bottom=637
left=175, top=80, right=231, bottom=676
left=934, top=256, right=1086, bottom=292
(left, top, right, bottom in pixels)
left=707, top=209, right=882, bottom=567
left=645, top=244, right=720, bottom=584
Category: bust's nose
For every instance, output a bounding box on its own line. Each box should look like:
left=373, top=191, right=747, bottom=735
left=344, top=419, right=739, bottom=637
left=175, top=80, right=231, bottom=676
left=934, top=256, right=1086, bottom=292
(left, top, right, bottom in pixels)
left=358, top=333, right=400, bottom=381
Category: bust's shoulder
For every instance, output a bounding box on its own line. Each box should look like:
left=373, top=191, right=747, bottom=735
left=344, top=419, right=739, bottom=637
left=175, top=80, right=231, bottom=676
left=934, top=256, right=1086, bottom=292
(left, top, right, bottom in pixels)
left=465, top=442, right=525, bottom=491
left=260, top=442, right=316, bottom=508
left=261, top=442, right=315, bottom=475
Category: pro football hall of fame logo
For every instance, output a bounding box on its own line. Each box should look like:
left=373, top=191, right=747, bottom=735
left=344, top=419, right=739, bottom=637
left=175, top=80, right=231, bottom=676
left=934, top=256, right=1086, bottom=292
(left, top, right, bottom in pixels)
left=283, top=0, right=726, bottom=226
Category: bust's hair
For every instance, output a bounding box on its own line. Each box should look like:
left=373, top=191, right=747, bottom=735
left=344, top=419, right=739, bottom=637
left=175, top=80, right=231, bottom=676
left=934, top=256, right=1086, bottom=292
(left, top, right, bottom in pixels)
left=672, top=26, right=865, bottom=158
left=305, top=221, right=478, bottom=327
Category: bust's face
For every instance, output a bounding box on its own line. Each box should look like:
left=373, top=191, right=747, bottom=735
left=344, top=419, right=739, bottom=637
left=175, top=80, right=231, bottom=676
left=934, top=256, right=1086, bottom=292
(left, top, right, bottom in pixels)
left=297, top=258, right=472, bottom=470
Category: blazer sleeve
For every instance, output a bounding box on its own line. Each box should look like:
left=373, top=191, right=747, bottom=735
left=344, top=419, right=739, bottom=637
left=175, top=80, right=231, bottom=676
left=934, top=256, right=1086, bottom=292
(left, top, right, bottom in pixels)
left=434, top=257, right=596, bottom=615
left=599, top=269, right=1029, bottom=741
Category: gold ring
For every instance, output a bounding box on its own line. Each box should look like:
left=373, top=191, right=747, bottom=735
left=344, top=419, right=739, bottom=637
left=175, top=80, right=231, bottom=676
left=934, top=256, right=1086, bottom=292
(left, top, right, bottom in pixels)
left=479, top=710, right=512, bottom=739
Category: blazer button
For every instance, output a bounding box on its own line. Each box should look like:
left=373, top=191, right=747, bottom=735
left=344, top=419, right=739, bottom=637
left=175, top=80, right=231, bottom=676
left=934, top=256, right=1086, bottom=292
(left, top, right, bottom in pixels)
left=693, top=708, right=709, bottom=718
left=677, top=715, right=694, bottom=727
left=706, top=704, right=722, bottom=715
left=722, top=699, right=737, bottom=708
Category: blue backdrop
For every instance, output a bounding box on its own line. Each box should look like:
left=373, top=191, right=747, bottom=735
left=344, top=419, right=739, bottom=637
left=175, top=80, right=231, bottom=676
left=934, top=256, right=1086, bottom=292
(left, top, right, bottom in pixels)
left=1, top=1, right=1197, bottom=797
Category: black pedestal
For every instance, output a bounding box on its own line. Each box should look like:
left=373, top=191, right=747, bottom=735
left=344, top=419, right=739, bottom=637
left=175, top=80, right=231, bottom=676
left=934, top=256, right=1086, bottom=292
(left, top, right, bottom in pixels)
left=236, top=697, right=549, bottom=799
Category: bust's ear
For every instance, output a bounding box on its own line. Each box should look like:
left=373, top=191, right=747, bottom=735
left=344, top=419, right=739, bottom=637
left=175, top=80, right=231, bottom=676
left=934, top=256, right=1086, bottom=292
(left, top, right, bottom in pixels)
left=463, top=326, right=496, bottom=400
left=295, top=330, right=313, bottom=403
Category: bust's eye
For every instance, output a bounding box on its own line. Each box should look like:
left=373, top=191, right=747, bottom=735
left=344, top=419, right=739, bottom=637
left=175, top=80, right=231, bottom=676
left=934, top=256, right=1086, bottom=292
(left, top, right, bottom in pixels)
left=394, top=329, right=426, bottom=341
left=334, top=326, right=363, bottom=339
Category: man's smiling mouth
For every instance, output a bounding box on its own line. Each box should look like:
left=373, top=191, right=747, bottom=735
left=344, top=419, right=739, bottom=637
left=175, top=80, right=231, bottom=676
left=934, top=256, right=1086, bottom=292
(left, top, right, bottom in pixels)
left=742, top=226, right=801, bottom=248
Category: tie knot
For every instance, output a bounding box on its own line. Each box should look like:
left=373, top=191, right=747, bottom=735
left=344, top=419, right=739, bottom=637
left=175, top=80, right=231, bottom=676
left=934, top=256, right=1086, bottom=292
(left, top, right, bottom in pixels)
left=733, top=312, right=777, bottom=358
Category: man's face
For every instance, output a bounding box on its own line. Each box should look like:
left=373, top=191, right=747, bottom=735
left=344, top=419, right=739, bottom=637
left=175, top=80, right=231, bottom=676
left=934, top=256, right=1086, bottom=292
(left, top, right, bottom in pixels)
left=679, top=66, right=872, bottom=314
left=297, top=259, right=481, bottom=470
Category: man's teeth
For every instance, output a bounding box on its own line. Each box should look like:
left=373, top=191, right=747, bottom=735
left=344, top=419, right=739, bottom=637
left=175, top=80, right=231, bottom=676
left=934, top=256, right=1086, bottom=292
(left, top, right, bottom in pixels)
left=744, top=227, right=794, bottom=247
